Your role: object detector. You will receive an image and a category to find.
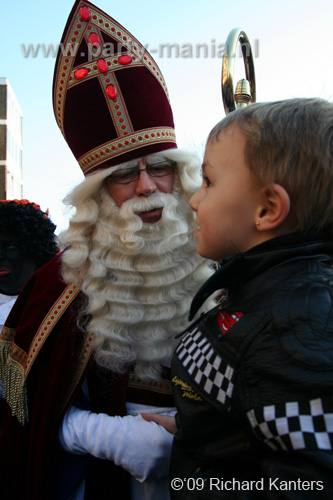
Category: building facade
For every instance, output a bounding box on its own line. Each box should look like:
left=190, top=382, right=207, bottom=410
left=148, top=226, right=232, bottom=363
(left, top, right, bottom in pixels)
left=0, top=78, right=23, bottom=199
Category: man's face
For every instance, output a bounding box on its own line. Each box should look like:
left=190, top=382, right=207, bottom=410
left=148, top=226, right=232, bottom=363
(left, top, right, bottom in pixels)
left=105, top=156, right=174, bottom=223
left=0, top=232, right=37, bottom=296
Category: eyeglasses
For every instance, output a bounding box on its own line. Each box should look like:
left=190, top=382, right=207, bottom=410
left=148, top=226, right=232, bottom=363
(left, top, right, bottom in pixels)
left=106, top=160, right=176, bottom=185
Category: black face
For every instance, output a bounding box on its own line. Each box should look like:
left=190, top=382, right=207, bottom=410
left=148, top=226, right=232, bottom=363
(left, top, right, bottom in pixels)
left=0, top=232, right=37, bottom=296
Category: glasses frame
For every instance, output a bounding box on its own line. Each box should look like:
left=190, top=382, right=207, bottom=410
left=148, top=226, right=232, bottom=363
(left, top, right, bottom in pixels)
left=105, top=160, right=176, bottom=185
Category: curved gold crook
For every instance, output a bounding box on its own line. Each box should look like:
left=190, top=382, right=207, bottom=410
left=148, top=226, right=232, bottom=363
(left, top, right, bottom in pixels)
left=222, top=28, right=256, bottom=115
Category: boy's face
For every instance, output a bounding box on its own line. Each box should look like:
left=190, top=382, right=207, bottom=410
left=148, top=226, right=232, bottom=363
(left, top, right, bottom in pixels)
left=190, top=126, right=264, bottom=261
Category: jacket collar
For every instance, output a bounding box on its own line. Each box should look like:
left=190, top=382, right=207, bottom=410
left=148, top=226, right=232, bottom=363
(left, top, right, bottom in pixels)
left=189, top=232, right=333, bottom=320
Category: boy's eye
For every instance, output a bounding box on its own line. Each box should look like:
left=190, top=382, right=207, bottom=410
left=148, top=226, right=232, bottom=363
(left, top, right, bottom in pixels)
left=203, top=176, right=211, bottom=187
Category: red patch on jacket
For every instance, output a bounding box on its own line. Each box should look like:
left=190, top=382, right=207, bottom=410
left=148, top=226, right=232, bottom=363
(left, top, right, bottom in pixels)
left=217, top=312, right=243, bottom=335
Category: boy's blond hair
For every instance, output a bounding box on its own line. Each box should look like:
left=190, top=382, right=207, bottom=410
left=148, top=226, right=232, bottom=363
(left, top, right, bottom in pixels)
left=208, top=98, right=333, bottom=234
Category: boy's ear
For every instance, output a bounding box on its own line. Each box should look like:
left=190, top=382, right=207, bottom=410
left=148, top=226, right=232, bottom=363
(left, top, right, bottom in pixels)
left=255, top=183, right=291, bottom=231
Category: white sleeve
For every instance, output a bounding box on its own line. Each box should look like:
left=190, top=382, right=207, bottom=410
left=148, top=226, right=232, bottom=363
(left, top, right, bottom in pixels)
left=58, top=405, right=174, bottom=482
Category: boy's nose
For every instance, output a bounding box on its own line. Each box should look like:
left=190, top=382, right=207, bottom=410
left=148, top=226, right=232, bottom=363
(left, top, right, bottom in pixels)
left=189, top=189, right=200, bottom=211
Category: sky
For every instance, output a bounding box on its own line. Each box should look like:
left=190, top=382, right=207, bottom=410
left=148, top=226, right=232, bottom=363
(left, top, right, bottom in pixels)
left=1, top=0, right=332, bottom=232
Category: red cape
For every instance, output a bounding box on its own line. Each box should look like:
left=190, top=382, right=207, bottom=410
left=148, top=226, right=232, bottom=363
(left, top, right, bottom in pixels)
left=0, top=253, right=130, bottom=499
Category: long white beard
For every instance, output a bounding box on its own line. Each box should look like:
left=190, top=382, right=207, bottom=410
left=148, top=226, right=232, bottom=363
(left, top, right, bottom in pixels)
left=60, top=157, right=213, bottom=380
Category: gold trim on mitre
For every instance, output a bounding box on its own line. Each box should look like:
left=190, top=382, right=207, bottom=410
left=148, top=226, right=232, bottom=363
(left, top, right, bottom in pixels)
left=54, top=1, right=171, bottom=138
left=79, top=127, right=176, bottom=174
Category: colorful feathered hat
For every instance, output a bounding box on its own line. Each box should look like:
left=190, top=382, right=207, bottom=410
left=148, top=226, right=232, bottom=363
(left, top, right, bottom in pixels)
left=53, top=0, right=177, bottom=176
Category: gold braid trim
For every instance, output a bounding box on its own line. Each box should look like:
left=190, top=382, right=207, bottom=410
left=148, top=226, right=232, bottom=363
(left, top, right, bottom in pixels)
left=3, top=356, right=28, bottom=425
left=0, top=327, right=28, bottom=424
left=0, top=327, right=15, bottom=374
left=128, top=372, right=173, bottom=394
left=0, top=284, right=80, bottom=426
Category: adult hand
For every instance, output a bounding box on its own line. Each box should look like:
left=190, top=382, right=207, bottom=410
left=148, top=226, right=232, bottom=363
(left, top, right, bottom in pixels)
left=141, top=413, right=177, bottom=435
left=59, top=406, right=175, bottom=481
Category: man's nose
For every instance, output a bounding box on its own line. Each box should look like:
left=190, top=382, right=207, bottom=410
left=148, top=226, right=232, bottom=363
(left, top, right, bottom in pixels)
left=135, top=163, right=156, bottom=196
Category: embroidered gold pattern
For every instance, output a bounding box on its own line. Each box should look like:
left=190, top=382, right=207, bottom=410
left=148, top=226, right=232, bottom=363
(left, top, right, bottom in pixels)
left=0, top=326, right=16, bottom=360
left=79, top=127, right=176, bottom=174
left=0, top=327, right=21, bottom=385
left=54, top=2, right=171, bottom=138
left=172, top=375, right=203, bottom=401
left=0, top=326, right=16, bottom=340
left=68, top=57, right=145, bottom=91
left=99, top=73, right=133, bottom=136
left=128, top=372, right=173, bottom=394
left=0, top=326, right=28, bottom=423
left=24, top=284, right=80, bottom=378
left=0, top=283, right=80, bottom=425
left=78, top=4, right=170, bottom=96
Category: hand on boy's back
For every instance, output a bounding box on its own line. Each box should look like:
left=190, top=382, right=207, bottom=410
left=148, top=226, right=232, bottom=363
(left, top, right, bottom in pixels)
left=141, top=413, right=177, bottom=435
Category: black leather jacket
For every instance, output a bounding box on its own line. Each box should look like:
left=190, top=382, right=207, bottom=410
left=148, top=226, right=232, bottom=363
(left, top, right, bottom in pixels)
left=170, top=233, right=333, bottom=499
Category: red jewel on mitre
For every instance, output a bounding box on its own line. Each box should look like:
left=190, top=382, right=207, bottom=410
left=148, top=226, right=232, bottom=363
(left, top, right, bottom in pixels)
left=80, top=6, right=91, bottom=21
left=74, top=68, right=88, bottom=79
left=106, top=85, right=117, bottom=99
left=97, top=59, right=108, bottom=73
left=89, top=32, right=101, bottom=45
left=118, top=55, right=132, bottom=65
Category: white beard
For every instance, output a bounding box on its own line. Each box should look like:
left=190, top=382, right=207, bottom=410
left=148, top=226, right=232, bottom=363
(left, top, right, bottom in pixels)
left=60, top=155, right=213, bottom=380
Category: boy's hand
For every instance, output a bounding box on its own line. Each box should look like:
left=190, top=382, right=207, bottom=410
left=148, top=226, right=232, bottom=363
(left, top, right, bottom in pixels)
left=141, top=413, right=177, bottom=435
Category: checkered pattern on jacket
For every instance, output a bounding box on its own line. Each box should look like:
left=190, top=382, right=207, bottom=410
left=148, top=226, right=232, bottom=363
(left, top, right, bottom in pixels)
left=247, top=396, right=333, bottom=451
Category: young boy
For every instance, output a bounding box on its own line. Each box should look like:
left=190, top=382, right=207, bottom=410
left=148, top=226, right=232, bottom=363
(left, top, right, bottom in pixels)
left=146, top=98, right=333, bottom=498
